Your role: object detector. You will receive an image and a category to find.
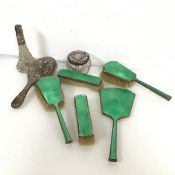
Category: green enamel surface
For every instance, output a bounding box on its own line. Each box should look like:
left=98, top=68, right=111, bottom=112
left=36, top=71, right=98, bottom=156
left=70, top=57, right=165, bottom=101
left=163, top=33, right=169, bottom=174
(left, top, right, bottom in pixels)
left=103, top=61, right=171, bottom=101
left=58, top=69, right=102, bottom=85
left=74, top=95, right=93, bottom=137
left=100, top=88, right=135, bottom=120
left=103, top=61, right=136, bottom=81
left=100, top=88, right=135, bottom=162
left=37, top=76, right=63, bottom=106
left=37, top=76, right=72, bottom=144
left=55, top=105, right=73, bottom=143
left=135, top=79, right=172, bottom=101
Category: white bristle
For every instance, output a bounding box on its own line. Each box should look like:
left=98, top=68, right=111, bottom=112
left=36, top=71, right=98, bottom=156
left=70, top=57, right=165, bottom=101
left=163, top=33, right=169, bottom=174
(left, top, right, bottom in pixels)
left=59, top=77, right=103, bottom=91
left=101, top=72, right=134, bottom=87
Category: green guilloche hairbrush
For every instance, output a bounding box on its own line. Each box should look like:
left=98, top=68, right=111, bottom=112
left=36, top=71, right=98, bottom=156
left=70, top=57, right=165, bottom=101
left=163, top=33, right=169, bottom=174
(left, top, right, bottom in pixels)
left=58, top=69, right=103, bottom=91
left=100, top=88, right=135, bottom=162
left=101, top=61, right=171, bottom=101
left=36, top=76, right=73, bottom=144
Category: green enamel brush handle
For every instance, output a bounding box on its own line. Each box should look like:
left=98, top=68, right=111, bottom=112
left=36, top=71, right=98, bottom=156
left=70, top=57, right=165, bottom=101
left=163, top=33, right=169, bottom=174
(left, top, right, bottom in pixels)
left=109, top=119, right=117, bottom=162
left=135, top=79, right=172, bottom=101
left=55, top=105, right=73, bottom=144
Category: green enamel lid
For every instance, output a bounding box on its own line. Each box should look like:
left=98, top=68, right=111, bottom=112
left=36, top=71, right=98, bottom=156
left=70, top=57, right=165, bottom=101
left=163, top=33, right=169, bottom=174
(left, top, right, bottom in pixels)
left=103, top=61, right=136, bottom=82
left=58, top=69, right=102, bottom=85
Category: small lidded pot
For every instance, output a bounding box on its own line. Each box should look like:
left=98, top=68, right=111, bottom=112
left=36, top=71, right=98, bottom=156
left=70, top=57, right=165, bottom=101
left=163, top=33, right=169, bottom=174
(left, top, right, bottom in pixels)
left=66, top=50, right=91, bottom=73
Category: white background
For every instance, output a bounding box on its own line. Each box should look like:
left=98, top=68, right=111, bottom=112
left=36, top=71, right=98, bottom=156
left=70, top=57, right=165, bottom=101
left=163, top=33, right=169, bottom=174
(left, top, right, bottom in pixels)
left=0, top=0, right=175, bottom=175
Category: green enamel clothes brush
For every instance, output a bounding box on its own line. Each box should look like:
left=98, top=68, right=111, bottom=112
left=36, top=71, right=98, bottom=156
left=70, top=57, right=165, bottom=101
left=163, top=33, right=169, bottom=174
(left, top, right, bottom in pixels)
left=100, top=88, right=135, bottom=162
left=36, top=76, right=73, bottom=144
left=74, top=95, right=95, bottom=144
left=101, top=61, right=171, bottom=101
left=58, top=69, right=103, bottom=91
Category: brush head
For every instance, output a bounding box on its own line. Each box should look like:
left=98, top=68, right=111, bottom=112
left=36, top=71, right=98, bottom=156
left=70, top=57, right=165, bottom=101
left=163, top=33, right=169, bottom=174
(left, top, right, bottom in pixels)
left=60, top=76, right=103, bottom=91
left=101, top=61, right=136, bottom=87
left=101, top=71, right=134, bottom=87
left=78, top=135, right=95, bottom=145
left=58, top=69, right=103, bottom=91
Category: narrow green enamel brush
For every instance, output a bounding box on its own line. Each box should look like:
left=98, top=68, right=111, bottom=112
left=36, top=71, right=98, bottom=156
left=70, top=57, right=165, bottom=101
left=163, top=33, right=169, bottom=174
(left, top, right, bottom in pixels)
left=74, top=95, right=95, bottom=144
left=58, top=69, right=103, bottom=91
left=100, top=88, right=135, bottom=162
left=36, top=76, right=73, bottom=144
left=101, top=61, right=171, bottom=101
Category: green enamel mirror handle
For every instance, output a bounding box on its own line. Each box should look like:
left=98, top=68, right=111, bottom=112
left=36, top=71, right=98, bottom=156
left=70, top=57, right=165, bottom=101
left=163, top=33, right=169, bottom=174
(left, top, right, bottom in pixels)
left=109, top=119, right=117, bottom=162
left=55, top=105, right=73, bottom=144
left=135, top=79, right=172, bottom=101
